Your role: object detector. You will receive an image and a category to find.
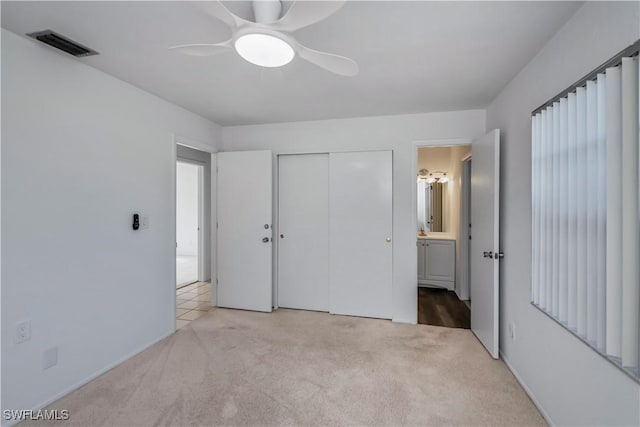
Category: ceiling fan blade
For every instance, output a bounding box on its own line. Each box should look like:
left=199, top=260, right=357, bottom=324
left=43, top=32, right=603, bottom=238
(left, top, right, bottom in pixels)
left=169, top=41, right=233, bottom=57
left=272, top=0, right=346, bottom=32
left=296, top=44, right=358, bottom=76
left=197, top=1, right=252, bottom=29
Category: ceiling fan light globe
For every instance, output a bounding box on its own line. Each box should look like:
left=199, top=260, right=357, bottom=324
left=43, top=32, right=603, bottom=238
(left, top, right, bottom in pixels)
left=234, top=33, right=294, bottom=68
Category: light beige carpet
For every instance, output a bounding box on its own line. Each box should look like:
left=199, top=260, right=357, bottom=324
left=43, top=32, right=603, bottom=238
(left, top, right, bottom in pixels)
left=28, top=308, right=546, bottom=426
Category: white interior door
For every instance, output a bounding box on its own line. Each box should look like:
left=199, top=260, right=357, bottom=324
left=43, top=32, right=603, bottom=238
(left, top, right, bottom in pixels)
left=329, top=151, right=393, bottom=319
left=217, top=150, right=272, bottom=312
left=278, top=154, right=329, bottom=311
left=470, top=129, right=500, bottom=358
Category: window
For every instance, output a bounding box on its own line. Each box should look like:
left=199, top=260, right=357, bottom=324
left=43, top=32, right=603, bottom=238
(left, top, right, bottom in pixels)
left=531, top=41, right=640, bottom=380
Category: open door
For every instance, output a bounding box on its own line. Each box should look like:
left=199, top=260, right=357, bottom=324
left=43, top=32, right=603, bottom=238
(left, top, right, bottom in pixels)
left=471, top=129, right=500, bottom=358
left=217, top=150, right=273, bottom=312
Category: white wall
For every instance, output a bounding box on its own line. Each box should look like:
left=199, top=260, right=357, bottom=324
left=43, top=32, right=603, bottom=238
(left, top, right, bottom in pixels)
left=222, top=110, right=485, bottom=323
left=485, top=2, right=640, bottom=426
left=176, top=162, right=200, bottom=256
left=1, top=29, right=221, bottom=417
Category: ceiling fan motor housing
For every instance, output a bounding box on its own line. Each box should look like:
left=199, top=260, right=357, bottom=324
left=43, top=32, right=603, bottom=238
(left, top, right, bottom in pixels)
left=253, top=0, right=282, bottom=24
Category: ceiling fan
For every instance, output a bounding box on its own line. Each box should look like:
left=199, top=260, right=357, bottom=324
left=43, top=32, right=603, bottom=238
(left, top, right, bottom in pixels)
left=169, top=0, right=358, bottom=76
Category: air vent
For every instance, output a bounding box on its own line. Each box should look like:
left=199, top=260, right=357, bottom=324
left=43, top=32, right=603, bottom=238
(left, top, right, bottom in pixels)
left=26, top=30, right=98, bottom=57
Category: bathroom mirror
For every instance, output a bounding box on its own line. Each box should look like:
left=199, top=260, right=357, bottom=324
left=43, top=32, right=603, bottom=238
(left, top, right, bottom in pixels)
left=417, top=180, right=446, bottom=233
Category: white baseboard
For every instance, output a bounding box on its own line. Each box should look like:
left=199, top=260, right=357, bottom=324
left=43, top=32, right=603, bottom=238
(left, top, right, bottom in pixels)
left=392, top=317, right=417, bottom=325
left=500, top=350, right=555, bottom=427
left=2, top=329, right=175, bottom=427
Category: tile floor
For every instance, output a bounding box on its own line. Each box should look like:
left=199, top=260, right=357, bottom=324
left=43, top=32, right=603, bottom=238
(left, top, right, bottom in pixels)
left=176, top=281, right=212, bottom=329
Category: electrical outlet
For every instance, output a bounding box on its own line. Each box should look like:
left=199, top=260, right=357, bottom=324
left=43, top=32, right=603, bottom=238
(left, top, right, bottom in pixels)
left=43, top=346, right=58, bottom=370
left=15, top=320, right=31, bottom=344
left=508, top=322, right=516, bottom=340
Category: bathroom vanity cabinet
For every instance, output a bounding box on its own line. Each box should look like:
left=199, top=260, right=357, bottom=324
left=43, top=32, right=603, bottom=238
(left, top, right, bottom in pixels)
left=417, top=237, right=455, bottom=290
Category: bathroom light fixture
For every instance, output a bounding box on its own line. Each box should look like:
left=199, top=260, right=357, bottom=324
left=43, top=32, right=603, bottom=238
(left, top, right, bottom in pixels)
left=234, top=33, right=295, bottom=68
left=425, top=171, right=448, bottom=184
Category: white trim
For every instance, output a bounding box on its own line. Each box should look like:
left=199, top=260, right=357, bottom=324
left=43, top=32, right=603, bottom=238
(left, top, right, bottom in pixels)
left=197, top=164, right=205, bottom=281
left=176, top=157, right=206, bottom=166
left=413, top=138, right=473, bottom=148
left=500, top=350, right=555, bottom=427
left=457, top=156, right=472, bottom=301
left=211, top=153, right=218, bottom=307
left=491, top=131, right=501, bottom=357
left=174, top=134, right=216, bottom=154
left=171, top=139, right=177, bottom=332
left=272, top=152, right=279, bottom=309
left=3, top=330, right=174, bottom=427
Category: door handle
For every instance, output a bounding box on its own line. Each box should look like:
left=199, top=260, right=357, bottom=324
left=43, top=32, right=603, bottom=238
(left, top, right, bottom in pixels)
left=280, top=234, right=285, bottom=239
left=386, top=237, right=392, bottom=243
left=262, top=237, right=270, bottom=243
left=483, top=251, right=493, bottom=259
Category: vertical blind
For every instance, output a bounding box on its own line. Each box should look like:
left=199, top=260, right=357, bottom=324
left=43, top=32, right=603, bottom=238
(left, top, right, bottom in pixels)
left=531, top=52, right=639, bottom=378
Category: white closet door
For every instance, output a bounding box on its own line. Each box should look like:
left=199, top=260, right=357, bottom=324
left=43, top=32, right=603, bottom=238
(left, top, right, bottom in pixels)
left=329, top=150, right=393, bottom=319
left=217, top=150, right=272, bottom=312
left=278, top=154, right=329, bottom=311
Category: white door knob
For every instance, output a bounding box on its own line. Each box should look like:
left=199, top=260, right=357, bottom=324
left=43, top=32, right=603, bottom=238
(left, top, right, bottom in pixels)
left=386, top=237, right=392, bottom=242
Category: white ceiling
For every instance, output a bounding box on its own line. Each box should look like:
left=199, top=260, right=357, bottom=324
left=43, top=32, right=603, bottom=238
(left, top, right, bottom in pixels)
left=1, top=1, right=581, bottom=126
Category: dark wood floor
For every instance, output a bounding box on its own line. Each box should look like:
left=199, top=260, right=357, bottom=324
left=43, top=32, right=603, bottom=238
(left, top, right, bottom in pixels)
left=418, top=287, right=470, bottom=329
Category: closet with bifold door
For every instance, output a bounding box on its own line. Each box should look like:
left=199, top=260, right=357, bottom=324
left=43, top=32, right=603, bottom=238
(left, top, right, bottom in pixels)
left=277, top=150, right=393, bottom=319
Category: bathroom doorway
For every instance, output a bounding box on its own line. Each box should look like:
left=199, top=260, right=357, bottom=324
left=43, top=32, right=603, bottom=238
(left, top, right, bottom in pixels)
left=176, top=161, right=203, bottom=288
left=415, top=143, right=472, bottom=328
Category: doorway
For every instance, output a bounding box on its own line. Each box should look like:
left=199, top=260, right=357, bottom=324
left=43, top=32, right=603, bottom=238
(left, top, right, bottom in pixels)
left=176, top=161, right=203, bottom=288
left=415, top=144, right=472, bottom=329
left=174, top=143, right=213, bottom=329
left=414, top=131, right=501, bottom=359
